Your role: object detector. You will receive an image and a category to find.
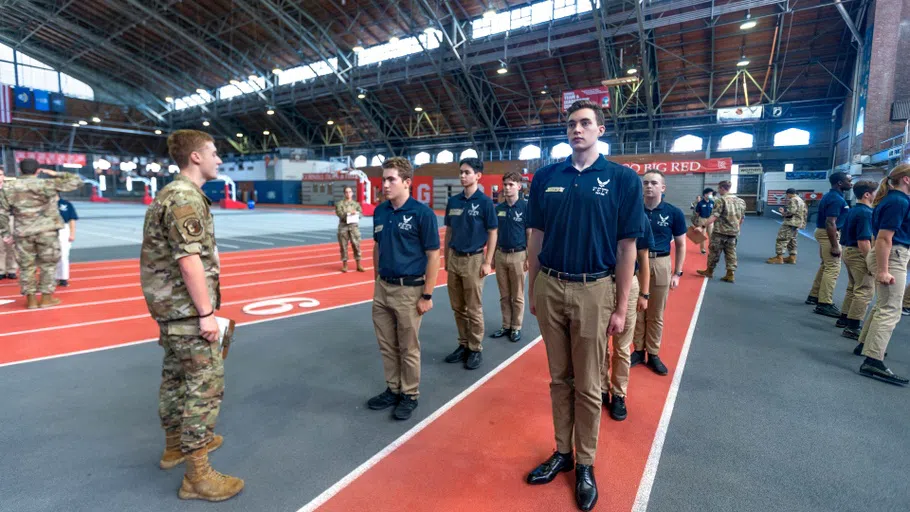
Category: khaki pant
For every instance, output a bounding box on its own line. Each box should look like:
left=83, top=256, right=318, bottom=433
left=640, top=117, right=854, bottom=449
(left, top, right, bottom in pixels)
left=534, top=272, right=616, bottom=466
left=841, top=247, right=874, bottom=321
left=706, top=233, right=738, bottom=271
left=633, top=255, right=671, bottom=354
left=602, top=278, right=638, bottom=398
left=859, top=246, right=910, bottom=360
left=809, top=228, right=841, bottom=304
left=338, top=224, right=362, bottom=262
left=15, top=231, right=60, bottom=295
left=372, top=279, right=423, bottom=397
left=494, top=249, right=526, bottom=330
left=775, top=224, right=799, bottom=256
left=694, top=217, right=713, bottom=251
left=0, top=237, right=16, bottom=274
left=447, top=252, right=486, bottom=352
left=904, top=282, right=909, bottom=309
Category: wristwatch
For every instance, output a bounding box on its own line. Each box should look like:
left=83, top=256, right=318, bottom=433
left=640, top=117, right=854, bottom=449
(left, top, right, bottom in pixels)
left=640, top=292, right=650, bottom=299
left=421, top=294, right=433, bottom=301
left=675, top=271, right=684, bottom=277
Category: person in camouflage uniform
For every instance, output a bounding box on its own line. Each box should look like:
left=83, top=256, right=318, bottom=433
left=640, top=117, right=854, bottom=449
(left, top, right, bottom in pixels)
left=0, top=168, right=18, bottom=280
left=0, top=159, right=81, bottom=309
left=335, top=185, right=364, bottom=272
left=696, top=180, right=746, bottom=283
left=140, top=130, right=243, bottom=502
left=767, top=188, right=807, bottom=264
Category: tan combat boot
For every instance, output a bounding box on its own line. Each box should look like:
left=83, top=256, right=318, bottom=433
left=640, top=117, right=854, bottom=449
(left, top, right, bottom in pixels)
left=341, top=262, right=348, bottom=273
left=721, top=270, right=735, bottom=283
left=26, top=295, right=39, bottom=309
left=160, top=431, right=224, bottom=470
left=39, top=294, right=61, bottom=308
left=696, top=268, right=714, bottom=278
left=783, top=255, right=797, bottom=264
left=356, top=260, right=365, bottom=272
left=766, top=255, right=784, bottom=264
left=178, top=447, right=244, bottom=502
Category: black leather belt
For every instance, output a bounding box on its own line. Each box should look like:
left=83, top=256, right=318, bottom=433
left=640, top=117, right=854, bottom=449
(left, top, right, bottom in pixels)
left=453, top=249, right=484, bottom=257
left=649, top=251, right=671, bottom=258
left=380, top=275, right=426, bottom=287
left=499, top=247, right=526, bottom=253
left=541, top=266, right=614, bottom=283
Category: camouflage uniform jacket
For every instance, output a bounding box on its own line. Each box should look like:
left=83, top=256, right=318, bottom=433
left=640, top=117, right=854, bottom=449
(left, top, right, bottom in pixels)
left=0, top=173, right=82, bottom=238
left=140, top=174, right=221, bottom=324
left=782, top=195, right=807, bottom=228
left=711, top=193, right=747, bottom=236
left=335, top=199, right=362, bottom=226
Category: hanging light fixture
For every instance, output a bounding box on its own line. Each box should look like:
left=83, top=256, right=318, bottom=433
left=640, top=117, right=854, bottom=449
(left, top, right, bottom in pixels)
left=327, top=120, right=335, bottom=125
left=737, top=55, right=750, bottom=67
left=154, top=129, right=162, bottom=135
left=165, top=96, right=174, bottom=103
left=414, top=106, right=423, bottom=112
left=202, top=120, right=210, bottom=127
left=266, top=106, right=275, bottom=115
left=740, top=12, right=757, bottom=30
left=263, top=130, right=270, bottom=136
left=497, top=61, right=508, bottom=74
left=627, top=66, right=638, bottom=75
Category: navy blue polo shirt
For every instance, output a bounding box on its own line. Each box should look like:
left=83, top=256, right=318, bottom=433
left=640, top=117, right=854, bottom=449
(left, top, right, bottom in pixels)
left=445, top=188, right=497, bottom=253
left=645, top=201, right=687, bottom=253
left=495, top=198, right=528, bottom=250
left=372, top=197, right=440, bottom=278
left=528, top=155, right=644, bottom=274
left=57, top=198, right=79, bottom=223
left=634, top=214, right=654, bottom=273
left=872, top=189, right=910, bottom=248
left=695, top=199, right=714, bottom=218
left=816, top=188, right=849, bottom=230
left=840, top=203, right=873, bottom=248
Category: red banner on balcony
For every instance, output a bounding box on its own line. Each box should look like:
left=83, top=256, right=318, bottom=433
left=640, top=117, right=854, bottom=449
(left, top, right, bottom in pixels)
left=14, top=151, right=87, bottom=166
left=562, top=86, right=611, bottom=111
left=622, top=158, right=733, bottom=175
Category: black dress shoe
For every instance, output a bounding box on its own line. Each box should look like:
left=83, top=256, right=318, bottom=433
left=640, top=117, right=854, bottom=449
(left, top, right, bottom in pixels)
left=575, top=464, right=598, bottom=511
left=509, top=329, right=521, bottom=343
left=859, top=358, right=909, bottom=386
left=805, top=295, right=818, bottom=305
left=835, top=314, right=848, bottom=328
left=814, top=303, right=841, bottom=318
left=465, top=350, right=482, bottom=370
left=842, top=327, right=861, bottom=340
left=526, top=451, right=574, bottom=484
left=393, top=394, right=418, bottom=420
left=647, top=354, right=669, bottom=376
left=609, top=395, right=627, bottom=421
left=630, top=350, right=645, bottom=367
left=367, top=388, right=400, bottom=410
left=490, top=328, right=510, bottom=338
left=444, top=345, right=468, bottom=363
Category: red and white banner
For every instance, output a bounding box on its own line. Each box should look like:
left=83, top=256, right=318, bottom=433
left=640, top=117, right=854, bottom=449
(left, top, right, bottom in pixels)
left=562, top=86, right=611, bottom=111
left=0, top=85, right=11, bottom=124
left=14, top=151, right=87, bottom=166
left=622, top=158, right=733, bottom=175
left=367, top=176, right=434, bottom=206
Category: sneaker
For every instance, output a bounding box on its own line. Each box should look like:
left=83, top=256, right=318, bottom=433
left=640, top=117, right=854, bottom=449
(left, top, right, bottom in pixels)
left=609, top=395, right=627, bottom=421
left=903, top=307, right=910, bottom=316
left=465, top=350, right=483, bottom=370
left=444, top=345, right=468, bottom=363
left=393, top=395, right=418, bottom=420
left=367, top=388, right=400, bottom=410
left=859, top=358, right=909, bottom=386
left=646, top=354, right=669, bottom=376
left=814, top=303, right=841, bottom=318
left=489, top=328, right=510, bottom=338
left=509, top=329, right=522, bottom=343
left=841, top=328, right=861, bottom=340
left=630, top=350, right=645, bottom=367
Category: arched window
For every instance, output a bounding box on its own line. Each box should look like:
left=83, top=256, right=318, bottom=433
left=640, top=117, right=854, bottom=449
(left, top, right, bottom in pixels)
left=436, top=150, right=454, bottom=164
left=370, top=154, right=386, bottom=166
left=459, top=148, right=478, bottom=160
left=773, top=128, right=810, bottom=147
left=353, top=155, right=368, bottom=168
left=550, top=142, right=572, bottom=159
left=597, top=141, right=610, bottom=155
left=518, top=144, right=542, bottom=160
left=414, top=152, right=431, bottom=165
left=718, top=131, right=754, bottom=151
left=670, top=134, right=703, bottom=153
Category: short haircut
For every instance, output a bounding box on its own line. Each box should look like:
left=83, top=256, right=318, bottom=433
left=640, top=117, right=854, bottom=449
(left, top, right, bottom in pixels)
left=702, top=187, right=714, bottom=195
left=459, top=157, right=483, bottom=173
left=168, top=130, right=214, bottom=168
left=19, top=158, right=39, bottom=175
left=382, top=156, right=413, bottom=182
left=566, top=99, right=605, bottom=127
left=829, top=171, right=848, bottom=186
left=502, top=171, right=522, bottom=184
left=718, top=180, right=732, bottom=191
left=853, top=180, right=877, bottom=199
left=342, top=185, right=354, bottom=193
left=643, top=170, right=665, bottom=180
left=785, top=188, right=797, bottom=194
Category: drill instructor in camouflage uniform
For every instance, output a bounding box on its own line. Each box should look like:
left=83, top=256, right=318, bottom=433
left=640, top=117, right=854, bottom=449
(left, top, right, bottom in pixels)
left=0, top=158, right=81, bottom=309
left=0, top=168, right=18, bottom=280
left=140, top=130, right=243, bottom=502
left=335, top=185, right=364, bottom=272
left=696, top=180, right=746, bottom=283
left=767, top=188, right=807, bottom=264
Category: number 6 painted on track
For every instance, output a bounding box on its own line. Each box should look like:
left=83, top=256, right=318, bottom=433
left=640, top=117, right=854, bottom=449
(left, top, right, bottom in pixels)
left=242, top=297, right=321, bottom=316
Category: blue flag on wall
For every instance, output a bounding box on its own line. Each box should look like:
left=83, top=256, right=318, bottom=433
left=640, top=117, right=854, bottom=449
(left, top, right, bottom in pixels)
left=49, top=92, right=66, bottom=113
left=33, top=90, right=50, bottom=111
left=13, top=87, right=33, bottom=109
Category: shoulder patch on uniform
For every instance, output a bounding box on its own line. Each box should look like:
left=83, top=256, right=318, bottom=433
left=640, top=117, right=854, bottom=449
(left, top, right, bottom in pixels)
left=545, top=186, right=565, bottom=193
left=498, top=210, right=506, bottom=217
left=172, top=205, right=196, bottom=219
left=183, top=218, right=204, bottom=237
left=374, top=224, right=384, bottom=233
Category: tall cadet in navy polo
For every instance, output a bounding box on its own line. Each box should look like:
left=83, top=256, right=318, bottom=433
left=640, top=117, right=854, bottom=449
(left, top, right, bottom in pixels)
left=857, top=165, right=910, bottom=386
left=837, top=181, right=876, bottom=338
left=368, top=157, right=441, bottom=421
left=55, top=195, right=78, bottom=286
left=442, top=158, right=498, bottom=370
left=525, top=100, right=643, bottom=512
left=807, top=171, right=852, bottom=316
left=491, top=171, right=530, bottom=343
left=631, top=171, right=687, bottom=377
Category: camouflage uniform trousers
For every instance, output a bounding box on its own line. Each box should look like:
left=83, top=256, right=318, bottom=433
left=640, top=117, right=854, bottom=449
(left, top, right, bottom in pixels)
left=158, top=323, right=224, bottom=453
left=337, top=224, right=362, bottom=262
left=15, top=231, right=60, bottom=295
left=775, top=225, right=799, bottom=256
left=707, top=233, right=738, bottom=272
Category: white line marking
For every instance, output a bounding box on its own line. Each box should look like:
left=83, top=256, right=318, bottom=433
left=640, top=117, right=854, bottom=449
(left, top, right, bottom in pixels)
left=218, top=242, right=241, bottom=249
left=295, top=335, right=543, bottom=512
left=76, top=229, right=141, bottom=243
left=221, top=237, right=274, bottom=246
left=631, top=277, right=709, bottom=512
